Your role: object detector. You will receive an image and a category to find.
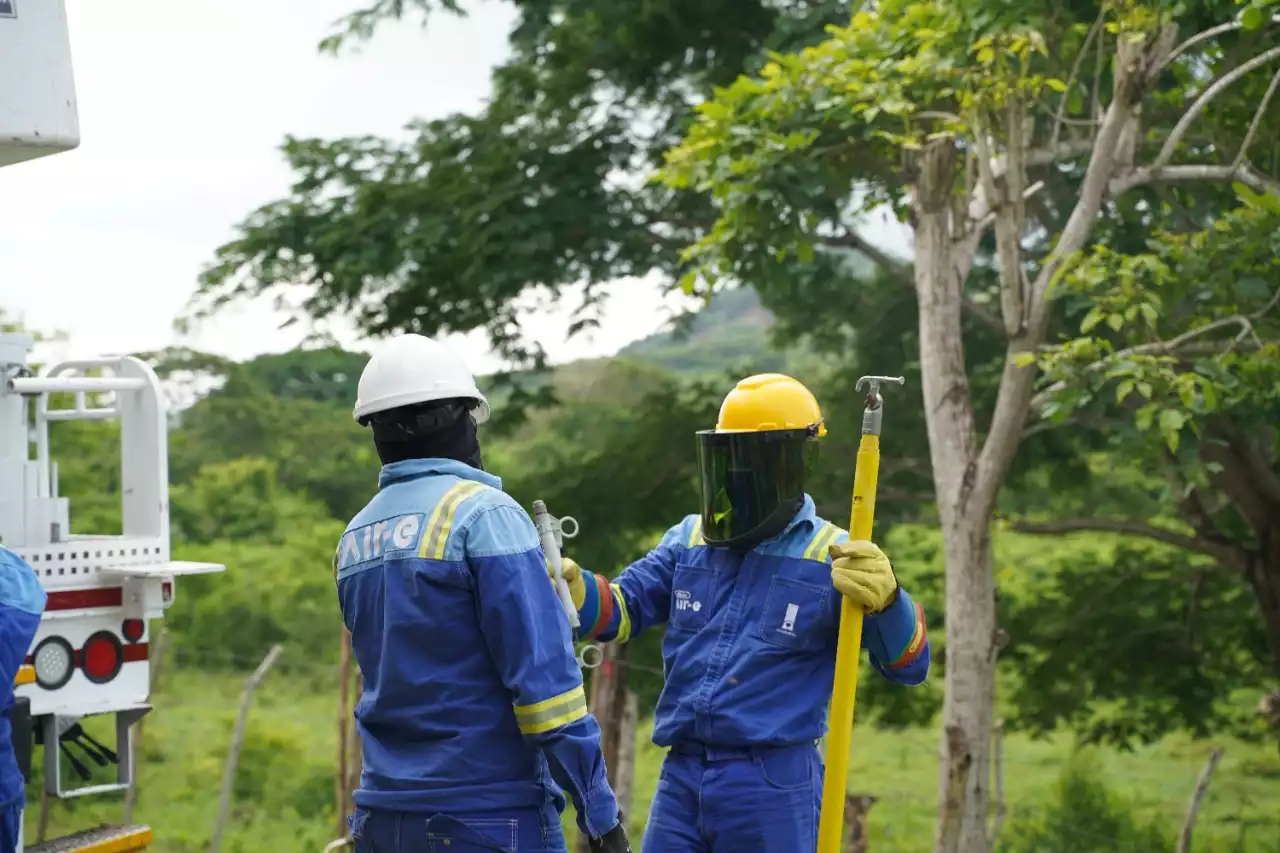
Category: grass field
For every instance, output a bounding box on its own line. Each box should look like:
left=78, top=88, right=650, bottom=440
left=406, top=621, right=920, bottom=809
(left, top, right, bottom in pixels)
left=25, top=668, right=1280, bottom=853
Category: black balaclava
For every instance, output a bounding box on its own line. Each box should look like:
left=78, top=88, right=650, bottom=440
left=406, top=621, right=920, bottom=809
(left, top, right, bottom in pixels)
left=365, top=399, right=483, bottom=469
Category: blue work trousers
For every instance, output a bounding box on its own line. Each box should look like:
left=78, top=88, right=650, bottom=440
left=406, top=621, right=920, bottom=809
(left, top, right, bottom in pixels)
left=642, top=743, right=823, bottom=853
left=1, top=803, right=20, bottom=853
left=350, top=802, right=567, bottom=853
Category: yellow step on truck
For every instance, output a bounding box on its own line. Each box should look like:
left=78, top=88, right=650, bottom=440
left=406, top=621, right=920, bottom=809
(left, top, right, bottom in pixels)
left=3, top=12, right=226, bottom=849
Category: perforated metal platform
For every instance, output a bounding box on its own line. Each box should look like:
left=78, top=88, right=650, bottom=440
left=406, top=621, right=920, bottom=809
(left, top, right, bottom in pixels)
left=26, top=824, right=153, bottom=853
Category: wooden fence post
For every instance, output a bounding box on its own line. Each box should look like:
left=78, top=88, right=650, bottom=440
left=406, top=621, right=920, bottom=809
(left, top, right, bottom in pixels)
left=575, top=645, right=636, bottom=853
left=843, top=794, right=879, bottom=853
left=1177, top=748, right=1224, bottom=853
left=345, top=670, right=362, bottom=821
left=336, top=628, right=351, bottom=839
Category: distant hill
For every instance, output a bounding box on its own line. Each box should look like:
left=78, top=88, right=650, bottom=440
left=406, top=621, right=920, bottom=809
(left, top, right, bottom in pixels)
left=617, top=286, right=786, bottom=376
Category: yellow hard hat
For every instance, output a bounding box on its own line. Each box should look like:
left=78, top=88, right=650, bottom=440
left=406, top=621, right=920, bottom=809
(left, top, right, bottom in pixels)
left=715, top=373, right=827, bottom=437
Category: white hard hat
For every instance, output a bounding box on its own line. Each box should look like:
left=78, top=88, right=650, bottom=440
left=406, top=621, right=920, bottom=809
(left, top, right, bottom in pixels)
left=353, top=334, right=490, bottom=425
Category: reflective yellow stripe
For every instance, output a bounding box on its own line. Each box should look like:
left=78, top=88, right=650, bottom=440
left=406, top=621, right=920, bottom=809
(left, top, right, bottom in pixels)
left=14, top=665, right=34, bottom=687
left=514, top=686, right=588, bottom=735
left=803, top=522, right=840, bottom=561
left=687, top=517, right=703, bottom=548
left=610, top=583, right=633, bottom=643
left=418, top=481, right=487, bottom=559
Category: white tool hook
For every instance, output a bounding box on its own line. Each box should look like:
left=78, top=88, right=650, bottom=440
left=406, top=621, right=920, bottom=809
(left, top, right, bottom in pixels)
left=531, top=500, right=604, bottom=669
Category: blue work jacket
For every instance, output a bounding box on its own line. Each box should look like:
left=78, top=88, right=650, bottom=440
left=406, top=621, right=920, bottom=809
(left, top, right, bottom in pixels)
left=335, top=458, right=618, bottom=837
left=574, top=496, right=930, bottom=748
left=1, top=546, right=45, bottom=810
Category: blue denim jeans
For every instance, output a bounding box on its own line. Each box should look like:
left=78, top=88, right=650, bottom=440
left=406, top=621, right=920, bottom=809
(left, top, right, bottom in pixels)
left=641, top=743, right=823, bottom=853
left=349, top=802, right=567, bottom=853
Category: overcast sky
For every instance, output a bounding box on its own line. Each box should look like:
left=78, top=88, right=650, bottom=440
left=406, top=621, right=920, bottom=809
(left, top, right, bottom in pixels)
left=1, top=0, right=909, bottom=375
left=0, top=0, right=694, bottom=373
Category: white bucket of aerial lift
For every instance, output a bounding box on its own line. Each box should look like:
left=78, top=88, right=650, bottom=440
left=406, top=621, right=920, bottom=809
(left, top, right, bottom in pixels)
left=1, top=332, right=224, bottom=798
left=0, top=0, right=81, bottom=169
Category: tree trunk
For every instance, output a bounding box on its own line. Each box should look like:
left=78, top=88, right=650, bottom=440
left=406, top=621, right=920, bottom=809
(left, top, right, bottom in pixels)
left=911, top=141, right=997, bottom=853
left=935, top=518, right=997, bottom=853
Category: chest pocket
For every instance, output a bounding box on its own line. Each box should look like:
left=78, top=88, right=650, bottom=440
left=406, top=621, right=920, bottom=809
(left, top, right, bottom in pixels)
left=669, top=561, right=717, bottom=632
left=756, top=576, right=829, bottom=651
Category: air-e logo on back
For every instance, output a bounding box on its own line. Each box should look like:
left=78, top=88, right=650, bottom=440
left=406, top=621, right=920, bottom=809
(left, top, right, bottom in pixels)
left=338, top=514, right=425, bottom=569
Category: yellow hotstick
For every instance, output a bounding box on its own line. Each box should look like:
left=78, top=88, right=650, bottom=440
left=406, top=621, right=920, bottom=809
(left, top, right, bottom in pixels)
left=817, top=374, right=905, bottom=853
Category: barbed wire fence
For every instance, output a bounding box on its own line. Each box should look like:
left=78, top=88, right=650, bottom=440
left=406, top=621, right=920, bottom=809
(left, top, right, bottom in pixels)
left=31, top=638, right=1280, bottom=853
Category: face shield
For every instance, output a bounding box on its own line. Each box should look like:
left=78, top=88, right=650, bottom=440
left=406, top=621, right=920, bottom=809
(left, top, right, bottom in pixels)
left=695, top=428, right=819, bottom=550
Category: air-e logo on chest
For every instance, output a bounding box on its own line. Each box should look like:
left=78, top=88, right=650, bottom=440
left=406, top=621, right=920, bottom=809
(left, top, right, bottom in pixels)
left=674, top=589, right=702, bottom=612
left=779, top=603, right=800, bottom=635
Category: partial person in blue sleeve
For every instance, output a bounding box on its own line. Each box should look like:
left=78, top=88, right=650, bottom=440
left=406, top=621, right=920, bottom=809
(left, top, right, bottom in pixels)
left=337, top=334, right=630, bottom=853
left=2, top=546, right=46, bottom=853
left=551, top=374, right=930, bottom=853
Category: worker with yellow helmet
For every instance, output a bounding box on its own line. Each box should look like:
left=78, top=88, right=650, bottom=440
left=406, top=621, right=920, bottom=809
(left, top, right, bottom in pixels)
left=551, top=374, right=930, bottom=853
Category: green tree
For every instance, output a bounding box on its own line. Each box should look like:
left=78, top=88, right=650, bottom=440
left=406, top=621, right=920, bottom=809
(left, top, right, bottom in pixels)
left=654, top=1, right=1280, bottom=848
left=1013, top=192, right=1280, bottom=739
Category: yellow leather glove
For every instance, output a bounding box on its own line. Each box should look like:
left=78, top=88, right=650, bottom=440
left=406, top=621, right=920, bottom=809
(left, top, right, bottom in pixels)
left=546, top=555, right=587, bottom=610
left=829, top=540, right=898, bottom=613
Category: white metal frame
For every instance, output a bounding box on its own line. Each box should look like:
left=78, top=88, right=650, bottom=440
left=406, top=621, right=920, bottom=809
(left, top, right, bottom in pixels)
left=2, top=332, right=225, bottom=798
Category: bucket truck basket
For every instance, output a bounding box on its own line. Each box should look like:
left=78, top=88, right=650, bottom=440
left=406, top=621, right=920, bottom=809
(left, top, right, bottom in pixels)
left=2, top=333, right=224, bottom=799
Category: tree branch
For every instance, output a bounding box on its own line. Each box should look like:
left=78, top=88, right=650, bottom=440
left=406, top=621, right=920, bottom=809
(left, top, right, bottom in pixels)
left=1160, top=16, right=1280, bottom=76
left=1111, top=162, right=1280, bottom=196
left=1154, top=45, right=1280, bottom=169
left=974, top=181, right=1045, bottom=236
left=1020, top=413, right=1121, bottom=439
left=967, top=140, right=1094, bottom=223
left=972, top=47, right=1145, bottom=517
left=1052, top=10, right=1107, bottom=151
left=1236, top=68, right=1280, bottom=168
left=822, top=231, right=1007, bottom=335
left=1010, top=518, right=1247, bottom=569
left=971, top=109, right=1027, bottom=337
left=1030, top=314, right=1264, bottom=409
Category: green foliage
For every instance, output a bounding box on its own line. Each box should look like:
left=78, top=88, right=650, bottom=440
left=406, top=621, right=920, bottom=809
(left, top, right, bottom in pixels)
left=999, top=534, right=1271, bottom=746
left=999, top=752, right=1171, bottom=853
left=1038, top=193, right=1280, bottom=457
left=167, top=521, right=346, bottom=669
left=170, top=457, right=329, bottom=545
left=655, top=0, right=1072, bottom=288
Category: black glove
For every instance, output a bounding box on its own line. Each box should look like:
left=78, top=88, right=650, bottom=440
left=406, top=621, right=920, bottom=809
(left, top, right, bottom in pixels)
left=588, top=813, right=632, bottom=853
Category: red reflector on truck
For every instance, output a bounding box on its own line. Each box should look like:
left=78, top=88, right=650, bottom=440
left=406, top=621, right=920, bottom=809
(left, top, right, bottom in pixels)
left=122, top=619, right=144, bottom=643
left=82, top=631, right=124, bottom=684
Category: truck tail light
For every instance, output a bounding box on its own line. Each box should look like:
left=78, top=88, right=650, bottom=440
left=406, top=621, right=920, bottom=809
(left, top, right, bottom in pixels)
left=162, top=581, right=173, bottom=603
left=122, top=619, right=144, bottom=643
left=82, top=631, right=124, bottom=684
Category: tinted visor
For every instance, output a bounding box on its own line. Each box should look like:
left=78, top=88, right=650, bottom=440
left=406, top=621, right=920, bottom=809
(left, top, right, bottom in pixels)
left=696, top=429, right=818, bottom=546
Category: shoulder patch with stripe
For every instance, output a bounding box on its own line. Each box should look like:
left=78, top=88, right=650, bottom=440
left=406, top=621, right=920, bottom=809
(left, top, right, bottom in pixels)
left=687, top=516, right=704, bottom=548
left=802, top=521, right=844, bottom=562
left=418, top=480, right=491, bottom=560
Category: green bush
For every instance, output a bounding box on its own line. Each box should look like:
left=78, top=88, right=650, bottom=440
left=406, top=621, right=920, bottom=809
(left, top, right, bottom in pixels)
left=999, top=752, right=1170, bottom=853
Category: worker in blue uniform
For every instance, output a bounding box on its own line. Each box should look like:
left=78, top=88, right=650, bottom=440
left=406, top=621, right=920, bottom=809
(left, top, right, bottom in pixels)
left=2, top=546, right=46, bottom=853
left=339, top=333, right=631, bottom=853
left=550, top=374, right=930, bottom=853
